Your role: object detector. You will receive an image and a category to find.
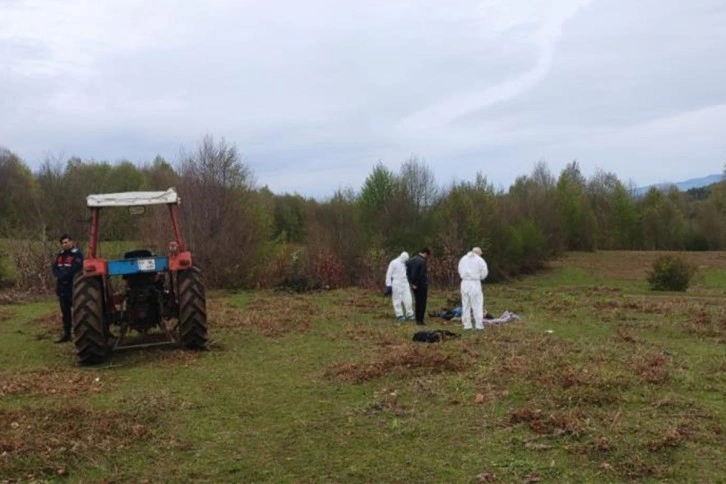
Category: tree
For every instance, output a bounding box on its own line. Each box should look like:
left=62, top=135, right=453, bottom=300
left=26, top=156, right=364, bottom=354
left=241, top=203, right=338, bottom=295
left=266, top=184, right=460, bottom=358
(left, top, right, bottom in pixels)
left=0, top=148, right=42, bottom=238
left=358, top=162, right=398, bottom=247
left=176, top=136, right=271, bottom=288
left=507, top=161, right=564, bottom=255
left=399, top=156, right=438, bottom=213
left=555, top=161, right=596, bottom=250
left=638, top=187, right=687, bottom=250
left=306, top=187, right=365, bottom=287
left=272, top=193, right=310, bottom=243
left=142, top=155, right=179, bottom=190
left=689, top=180, right=726, bottom=249
left=38, top=157, right=149, bottom=243
left=609, top=182, right=639, bottom=249
left=430, top=178, right=491, bottom=287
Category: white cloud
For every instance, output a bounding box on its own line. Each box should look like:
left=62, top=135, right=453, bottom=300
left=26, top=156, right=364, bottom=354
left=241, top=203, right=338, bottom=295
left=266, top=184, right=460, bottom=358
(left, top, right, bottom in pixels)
left=398, top=0, right=592, bottom=132
left=1, top=0, right=726, bottom=196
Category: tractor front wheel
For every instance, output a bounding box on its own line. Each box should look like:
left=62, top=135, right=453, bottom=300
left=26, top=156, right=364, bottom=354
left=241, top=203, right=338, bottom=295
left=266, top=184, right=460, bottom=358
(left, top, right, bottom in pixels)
left=72, top=275, right=108, bottom=365
left=177, top=266, right=208, bottom=349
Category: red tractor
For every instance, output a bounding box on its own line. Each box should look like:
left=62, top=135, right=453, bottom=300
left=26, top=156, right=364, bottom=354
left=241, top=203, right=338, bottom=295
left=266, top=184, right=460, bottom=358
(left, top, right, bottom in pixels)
left=72, top=188, right=208, bottom=365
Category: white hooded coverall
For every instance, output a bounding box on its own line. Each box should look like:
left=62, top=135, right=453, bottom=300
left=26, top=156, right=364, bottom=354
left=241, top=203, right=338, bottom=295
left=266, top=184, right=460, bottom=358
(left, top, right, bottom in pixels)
left=385, top=252, right=414, bottom=319
left=458, top=251, right=489, bottom=330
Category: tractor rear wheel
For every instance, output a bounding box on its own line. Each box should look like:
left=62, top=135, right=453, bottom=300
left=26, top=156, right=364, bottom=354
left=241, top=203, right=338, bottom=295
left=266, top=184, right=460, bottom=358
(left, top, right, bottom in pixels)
left=72, top=275, right=108, bottom=365
left=178, top=266, right=208, bottom=349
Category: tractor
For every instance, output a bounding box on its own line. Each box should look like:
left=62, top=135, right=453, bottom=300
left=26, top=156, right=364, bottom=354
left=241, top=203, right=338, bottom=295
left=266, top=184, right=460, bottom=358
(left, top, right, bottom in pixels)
left=72, top=188, right=208, bottom=365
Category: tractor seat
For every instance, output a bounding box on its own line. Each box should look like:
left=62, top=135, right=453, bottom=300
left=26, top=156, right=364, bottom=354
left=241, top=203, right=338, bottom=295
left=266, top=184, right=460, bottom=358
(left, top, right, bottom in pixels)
left=124, top=249, right=153, bottom=259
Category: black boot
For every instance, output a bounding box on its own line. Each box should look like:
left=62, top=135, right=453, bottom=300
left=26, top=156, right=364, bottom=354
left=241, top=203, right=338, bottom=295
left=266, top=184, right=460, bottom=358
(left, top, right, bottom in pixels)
left=54, top=334, right=71, bottom=343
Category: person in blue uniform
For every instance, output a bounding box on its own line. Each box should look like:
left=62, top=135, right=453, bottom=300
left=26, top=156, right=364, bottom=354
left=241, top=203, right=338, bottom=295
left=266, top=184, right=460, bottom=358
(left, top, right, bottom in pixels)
left=52, top=234, right=84, bottom=343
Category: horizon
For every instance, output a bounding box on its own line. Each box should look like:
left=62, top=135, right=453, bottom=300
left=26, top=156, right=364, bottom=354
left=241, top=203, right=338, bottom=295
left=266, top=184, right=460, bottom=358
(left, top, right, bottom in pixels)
left=5, top=146, right=720, bottom=200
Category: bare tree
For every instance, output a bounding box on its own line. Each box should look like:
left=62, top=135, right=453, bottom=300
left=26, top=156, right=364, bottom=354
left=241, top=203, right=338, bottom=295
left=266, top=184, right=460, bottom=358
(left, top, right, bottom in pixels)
left=175, top=136, right=270, bottom=288
left=399, top=156, right=438, bottom=212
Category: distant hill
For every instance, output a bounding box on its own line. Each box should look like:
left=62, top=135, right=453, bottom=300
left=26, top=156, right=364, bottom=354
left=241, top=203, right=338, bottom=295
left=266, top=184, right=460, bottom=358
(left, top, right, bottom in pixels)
left=634, top=174, right=723, bottom=196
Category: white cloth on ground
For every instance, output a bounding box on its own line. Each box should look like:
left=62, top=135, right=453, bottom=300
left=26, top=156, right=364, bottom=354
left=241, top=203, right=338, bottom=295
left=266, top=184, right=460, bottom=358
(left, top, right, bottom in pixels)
left=485, top=311, right=522, bottom=325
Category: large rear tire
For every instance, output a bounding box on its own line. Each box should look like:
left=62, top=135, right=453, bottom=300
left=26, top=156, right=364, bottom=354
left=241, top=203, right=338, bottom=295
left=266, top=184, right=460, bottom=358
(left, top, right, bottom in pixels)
left=72, top=276, right=108, bottom=365
left=178, top=266, right=208, bottom=349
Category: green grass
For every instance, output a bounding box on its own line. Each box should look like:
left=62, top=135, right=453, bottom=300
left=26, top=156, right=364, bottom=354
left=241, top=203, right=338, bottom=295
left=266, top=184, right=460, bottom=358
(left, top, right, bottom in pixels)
left=1, top=252, right=725, bottom=482
left=698, top=267, right=726, bottom=289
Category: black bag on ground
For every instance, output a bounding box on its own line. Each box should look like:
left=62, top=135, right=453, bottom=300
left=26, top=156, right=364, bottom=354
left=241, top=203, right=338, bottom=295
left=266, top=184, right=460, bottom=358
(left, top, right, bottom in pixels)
left=412, top=329, right=460, bottom=343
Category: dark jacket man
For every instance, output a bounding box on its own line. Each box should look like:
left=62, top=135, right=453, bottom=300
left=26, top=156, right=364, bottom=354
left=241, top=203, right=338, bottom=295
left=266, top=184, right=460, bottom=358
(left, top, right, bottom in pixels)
left=405, top=248, right=431, bottom=325
left=52, top=234, right=84, bottom=343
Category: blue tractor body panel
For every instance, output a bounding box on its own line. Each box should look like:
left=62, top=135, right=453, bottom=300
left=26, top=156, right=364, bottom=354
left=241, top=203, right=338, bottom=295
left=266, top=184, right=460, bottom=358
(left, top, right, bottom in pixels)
left=107, top=256, right=169, bottom=276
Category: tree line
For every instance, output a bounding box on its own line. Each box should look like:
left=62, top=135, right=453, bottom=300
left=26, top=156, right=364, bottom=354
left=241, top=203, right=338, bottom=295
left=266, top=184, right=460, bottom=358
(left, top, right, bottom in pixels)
left=1, top=138, right=724, bottom=291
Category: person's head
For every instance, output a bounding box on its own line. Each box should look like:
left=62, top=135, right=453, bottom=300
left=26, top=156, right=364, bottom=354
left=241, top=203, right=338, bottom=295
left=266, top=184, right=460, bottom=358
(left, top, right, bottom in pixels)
left=472, top=247, right=482, bottom=256
left=59, top=234, right=74, bottom=250
left=420, top=247, right=431, bottom=258
left=400, top=251, right=410, bottom=262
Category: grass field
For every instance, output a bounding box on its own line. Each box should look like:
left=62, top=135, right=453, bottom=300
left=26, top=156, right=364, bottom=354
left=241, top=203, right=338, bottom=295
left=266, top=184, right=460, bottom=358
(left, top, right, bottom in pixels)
left=1, top=251, right=724, bottom=482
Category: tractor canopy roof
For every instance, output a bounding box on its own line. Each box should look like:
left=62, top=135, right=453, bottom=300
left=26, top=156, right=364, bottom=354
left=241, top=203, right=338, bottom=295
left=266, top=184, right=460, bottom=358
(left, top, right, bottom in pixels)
left=87, top=188, right=179, bottom=207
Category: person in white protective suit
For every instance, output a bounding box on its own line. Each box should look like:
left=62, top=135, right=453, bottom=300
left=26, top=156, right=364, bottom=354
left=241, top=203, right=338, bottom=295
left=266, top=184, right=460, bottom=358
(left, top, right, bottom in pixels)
left=457, top=247, right=489, bottom=330
left=385, top=251, right=414, bottom=322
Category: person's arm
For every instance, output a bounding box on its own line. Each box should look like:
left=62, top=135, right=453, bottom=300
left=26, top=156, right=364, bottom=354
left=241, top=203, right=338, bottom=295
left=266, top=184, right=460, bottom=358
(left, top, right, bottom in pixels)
left=409, top=258, right=422, bottom=287
left=70, top=250, right=84, bottom=278
left=480, top=258, right=489, bottom=281
left=52, top=255, right=62, bottom=279
left=385, top=261, right=394, bottom=287
left=405, top=260, right=416, bottom=288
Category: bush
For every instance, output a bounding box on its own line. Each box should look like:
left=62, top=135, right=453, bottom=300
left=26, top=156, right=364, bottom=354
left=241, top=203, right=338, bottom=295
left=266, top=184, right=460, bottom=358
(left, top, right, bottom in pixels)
left=647, top=255, right=696, bottom=291
left=497, top=219, right=547, bottom=279
left=0, top=249, right=10, bottom=288
left=263, top=243, right=345, bottom=292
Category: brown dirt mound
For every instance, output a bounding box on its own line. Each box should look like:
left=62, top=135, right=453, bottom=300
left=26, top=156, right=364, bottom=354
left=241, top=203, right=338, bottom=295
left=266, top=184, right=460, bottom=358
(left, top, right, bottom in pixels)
left=151, top=348, right=203, bottom=366
left=0, top=368, right=110, bottom=398
left=0, top=405, right=156, bottom=480
left=209, top=295, right=313, bottom=337
left=508, top=405, right=586, bottom=437
left=325, top=343, right=472, bottom=383
left=339, top=291, right=382, bottom=310
left=338, top=325, right=400, bottom=347
left=628, top=350, right=671, bottom=384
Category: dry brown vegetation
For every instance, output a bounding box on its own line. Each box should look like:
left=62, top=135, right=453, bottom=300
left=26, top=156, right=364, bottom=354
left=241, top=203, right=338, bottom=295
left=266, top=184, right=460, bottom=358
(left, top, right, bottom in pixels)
left=325, top=342, right=473, bottom=383
left=208, top=292, right=316, bottom=337
left=0, top=406, right=158, bottom=481
left=0, top=369, right=110, bottom=398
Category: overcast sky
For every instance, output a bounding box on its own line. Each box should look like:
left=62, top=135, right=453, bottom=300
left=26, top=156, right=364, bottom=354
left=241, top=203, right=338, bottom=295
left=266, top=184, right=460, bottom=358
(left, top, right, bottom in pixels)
left=2, top=0, right=725, bottom=197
